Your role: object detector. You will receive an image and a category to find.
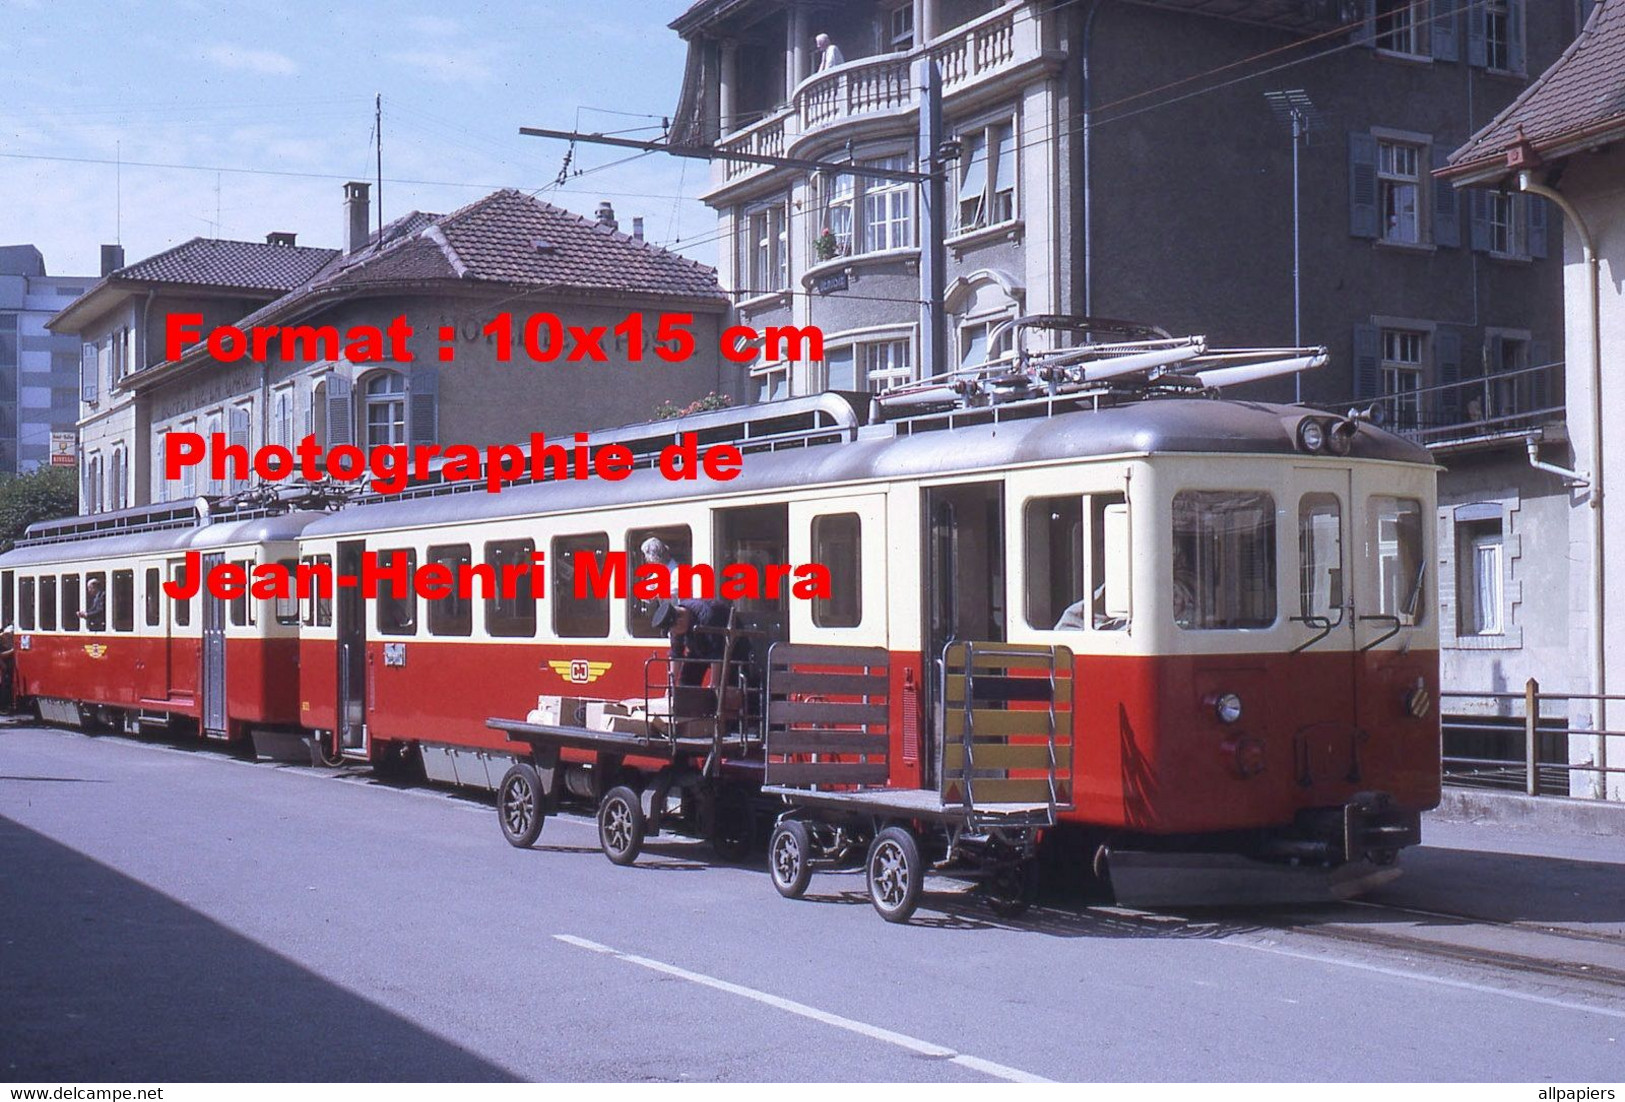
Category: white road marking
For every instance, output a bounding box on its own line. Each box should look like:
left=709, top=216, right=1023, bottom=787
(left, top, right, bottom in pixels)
left=552, top=934, right=1051, bottom=1083
left=1223, top=937, right=1625, bottom=1020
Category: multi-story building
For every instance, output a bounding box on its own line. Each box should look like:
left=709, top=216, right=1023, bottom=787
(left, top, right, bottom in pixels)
left=49, top=185, right=734, bottom=512
left=667, top=0, right=1584, bottom=706
left=0, top=245, right=96, bottom=475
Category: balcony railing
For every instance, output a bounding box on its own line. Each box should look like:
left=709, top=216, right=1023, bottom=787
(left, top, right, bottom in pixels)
left=1324, top=361, right=1565, bottom=450
left=715, top=2, right=1043, bottom=188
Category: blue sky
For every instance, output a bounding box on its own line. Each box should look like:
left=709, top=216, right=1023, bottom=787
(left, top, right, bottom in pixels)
left=0, top=0, right=715, bottom=277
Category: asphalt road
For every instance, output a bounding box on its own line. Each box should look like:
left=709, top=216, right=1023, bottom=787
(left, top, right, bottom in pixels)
left=2, top=723, right=1622, bottom=1083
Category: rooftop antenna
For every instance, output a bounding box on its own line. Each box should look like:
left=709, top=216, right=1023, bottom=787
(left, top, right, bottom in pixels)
left=1264, top=89, right=1325, bottom=404
left=375, top=93, right=384, bottom=239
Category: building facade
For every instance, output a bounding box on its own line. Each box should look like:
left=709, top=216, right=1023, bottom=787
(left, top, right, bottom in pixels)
left=1445, top=0, right=1624, bottom=798
left=50, top=186, right=734, bottom=512
left=668, top=0, right=1586, bottom=713
left=0, top=245, right=95, bottom=475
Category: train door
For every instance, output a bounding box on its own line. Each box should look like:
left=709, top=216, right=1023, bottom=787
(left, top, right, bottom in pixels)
left=1293, top=467, right=1361, bottom=778
left=335, top=539, right=368, bottom=757
left=921, top=482, right=1006, bottom=790
left=200, top=552, right=228, bottom=738
left=140, top=559, right=171, bottom=701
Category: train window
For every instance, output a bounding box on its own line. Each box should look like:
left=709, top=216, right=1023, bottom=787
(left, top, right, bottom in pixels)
left=376, top=548, right=417, bottom=635
left=1370, top=496, right=1427, bottom=626
left=1024, top=496, right=1083, bottom=629
left=1299, top=494, right=1344, bottom=621
left=62, top=574, right=82, bottom=631
left=301, top=555, right=333, bottom=627
left=1, top=569, right=12, bottom=629
left=626, top=525, right=691, bottom=637
left=144, top=568, right=161, bottom=627
left=552, top=533, right=609, bottom=638
left=111, top=570, right=135, bottom=632
left=485, top=539, right=537, bottom=638
left=40, top=576, right=57, bottom=631
left=274, top=559, right=301, bottom=626
left=1172, top=491, right=1276, bottom=630
left=811, top=513, right=862, bottom=628
left=19, top=577, right=35, bottom=632
left=228, top=560, right=253, bottom=628
left=84, top=572, right=107, bottom=632
left=171, top=560, right=192, bottom=628
left=1093, top=496, right=1130, bottom=630
left=426, top=544, right=473, bottom=637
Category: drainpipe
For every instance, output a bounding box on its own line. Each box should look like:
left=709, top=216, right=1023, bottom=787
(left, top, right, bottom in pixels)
left=1519, top=170, right=1608, bottom=797
left=1081, top=0, right=1102, bottom=317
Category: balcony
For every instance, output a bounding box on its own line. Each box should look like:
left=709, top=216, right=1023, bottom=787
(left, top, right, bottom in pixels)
left=713, top=3, right=1049, bottom=190
left=1325, top=361, right=1566, bottom=453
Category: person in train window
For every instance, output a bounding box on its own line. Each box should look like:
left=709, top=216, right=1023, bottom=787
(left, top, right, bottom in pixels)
left=640, top=536, right=683, bottom=582
left=78, top=577, right=107, bottom=633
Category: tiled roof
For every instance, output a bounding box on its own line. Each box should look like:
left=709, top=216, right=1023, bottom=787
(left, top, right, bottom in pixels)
left=1448, top=0, right=1625, bottom=179
left=320, top=189, right=723, bottom=300
left=115, top=237, right=338, bottom=291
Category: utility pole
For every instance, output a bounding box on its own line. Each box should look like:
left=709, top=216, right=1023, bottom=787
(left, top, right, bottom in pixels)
left=376, top=93, right=384, bottom=239
left=916, top=58, right=947, bottom=387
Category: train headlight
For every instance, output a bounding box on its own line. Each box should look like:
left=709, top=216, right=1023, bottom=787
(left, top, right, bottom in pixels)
left=1214, top=692, right=1243, bottom=724
left=1327, top=421, right=1355, bottom=457
left=1297, top=418, right=1326, bottom=453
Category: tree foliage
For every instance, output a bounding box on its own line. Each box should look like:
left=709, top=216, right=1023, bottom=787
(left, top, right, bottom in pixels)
left=654, top=392, right=734, bottom=421
left=0, top=466, right=79, bottom=551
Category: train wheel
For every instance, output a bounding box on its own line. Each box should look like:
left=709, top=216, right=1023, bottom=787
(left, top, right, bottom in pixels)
left=598, top=785, right=645, bottom=866
left=497, top=764, right=546, bottom=849
left=985, top=860, right=1039, bottom=919
left=866, top=826, right=923, bottom=923
left=769, top=819, right=813, bottom=899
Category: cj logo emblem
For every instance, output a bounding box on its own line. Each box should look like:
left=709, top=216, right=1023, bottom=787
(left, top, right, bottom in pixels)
left=83, top=644, right=108, bottom=660
left=548, top=659, right=610, bottom=685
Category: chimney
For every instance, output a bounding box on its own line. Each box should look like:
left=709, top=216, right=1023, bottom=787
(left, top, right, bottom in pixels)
left=266, top=231, right=297, bottom=247
left=595, top=201, right=618, bottom=232
left=632, top=217, right=644, bottom=242
left=100, top=244, right=125, bottom=276
left=343, top=181, right=371, bottom=255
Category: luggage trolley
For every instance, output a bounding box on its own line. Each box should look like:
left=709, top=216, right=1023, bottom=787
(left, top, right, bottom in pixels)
left=762, top=641, right=1075, bottom=923
left=486, top=621, right=769, bottom=865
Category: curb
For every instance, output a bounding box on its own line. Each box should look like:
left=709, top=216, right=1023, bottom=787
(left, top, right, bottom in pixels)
left=1432, top=787, right=1625, bottom=836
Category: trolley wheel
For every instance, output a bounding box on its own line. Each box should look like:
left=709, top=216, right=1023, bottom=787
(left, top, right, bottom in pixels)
left=985, top=860, right=1039, bottom=919
left=597, top=785, right=645, bottom=866
left=497, top=763, right=546, bottom=849
left=866, top=826, right=924, bottom=924
left=769, top=819, right=814, bottom=899
left=711, top=800, right=754, bottom=863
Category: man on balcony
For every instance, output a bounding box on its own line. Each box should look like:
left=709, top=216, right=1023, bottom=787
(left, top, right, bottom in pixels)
left=815, top=33, right=845, bottom=71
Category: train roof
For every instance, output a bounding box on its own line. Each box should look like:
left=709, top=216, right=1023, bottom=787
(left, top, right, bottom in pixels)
left=300, top=396, right=1431, bottom=539
left=0, top=394, right=1433, bottom=563
left=0, top=509, right=322, bottom=568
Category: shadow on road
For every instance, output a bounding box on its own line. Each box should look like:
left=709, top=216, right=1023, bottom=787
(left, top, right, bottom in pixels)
left=0, top=814, right=517, bottom=1082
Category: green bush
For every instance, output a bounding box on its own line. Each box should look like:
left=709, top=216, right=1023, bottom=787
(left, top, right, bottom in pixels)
left=0, top=466, right=80, bottom=552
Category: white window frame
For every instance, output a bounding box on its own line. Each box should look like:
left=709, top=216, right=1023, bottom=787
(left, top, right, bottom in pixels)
left=954, top=116, right=1018, bottom=234
left=363, top=370, right=407, bottom=447
left=1375, top=0, right=1431, bottom=57
left=1456, top=516, right=1505, bottom=637
left=751, top=346, right=789, bottom=403
left=1484, top=0, right=1515, bottom=72
left=272, top=384, right=295, bottom=449
left=743, top=202, right=790, bottom=294
left=1380, top=327, right=1426, bottom=430
left=860, top=156, right=914, bottom=254
left=862, top=339, right=913, bottom=392
left=888, top=3, right=914, bottom=51
left=1376, top=137, right=1427, bottom=245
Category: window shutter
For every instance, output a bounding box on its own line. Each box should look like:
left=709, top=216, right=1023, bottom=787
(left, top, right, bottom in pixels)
left=958, top=131, right=987, bottom=203
left=1526, top=194, right=1548, bottom=259
left=1432, top=146, right=1460, bottom=247
left=81, top=342, right=97, bottom=403
left=1353, top=324, right=1381, bottom=399
left=228, top=406, right=251, bottom=489
left=1435, top=328, right=1462, bottom=421
left=1530, top=337, right=1553, bottom=409
left=303, top=384, right=316, bottom=442
left=1432, top=1, right=1458, bottom=60
left=1466, top=2, right=1487, bottom=66
left=1352, top=0, right=1376, bottom=45
left=1507, top=0, right=1525, bottom=73
left=1468, top=189, right=1491, bottom=251
left=993, top=125, right=1016, bottom=194
left=1348, top=132, right=1379, bottom=239
left=326, top=374, right=354, bottom=447
left=409, top=366, right=439, bottom=447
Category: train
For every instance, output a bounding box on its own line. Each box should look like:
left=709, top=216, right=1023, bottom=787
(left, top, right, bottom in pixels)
left=1, top=322, right=1442, bottom=920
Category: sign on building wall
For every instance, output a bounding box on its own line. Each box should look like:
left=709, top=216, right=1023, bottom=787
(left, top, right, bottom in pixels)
left=49, top=432, right=76, bottom=466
